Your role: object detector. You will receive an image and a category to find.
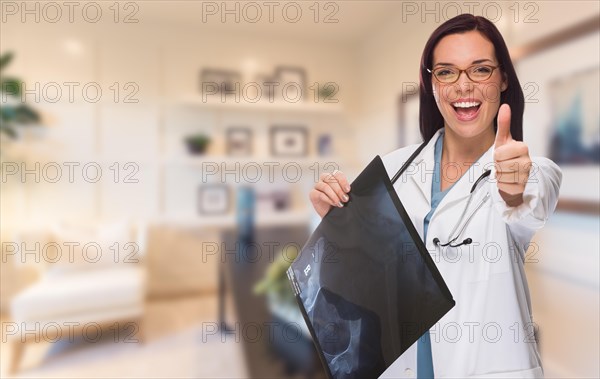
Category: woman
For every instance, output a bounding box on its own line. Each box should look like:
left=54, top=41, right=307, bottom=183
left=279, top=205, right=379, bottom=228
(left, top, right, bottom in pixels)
left=309, top=14, right=562, bottom=378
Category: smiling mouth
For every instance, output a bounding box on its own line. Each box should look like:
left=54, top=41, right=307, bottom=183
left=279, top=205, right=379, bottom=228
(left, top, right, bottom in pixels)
left=451, top=101, right=481, bottom=121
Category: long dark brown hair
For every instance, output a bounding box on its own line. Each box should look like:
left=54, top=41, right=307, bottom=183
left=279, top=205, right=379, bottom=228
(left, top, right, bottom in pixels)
left=419, top=14, right=524, bottom=143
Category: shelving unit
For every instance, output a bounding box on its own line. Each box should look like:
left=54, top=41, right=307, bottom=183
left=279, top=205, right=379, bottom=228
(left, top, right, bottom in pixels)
left=162, top=155, right=344, bottom=167
left=158, top=209, right=313, bottom=229
left=157, top=94, right=350, bottom=228
left=180, top=96, right=344, bottom=115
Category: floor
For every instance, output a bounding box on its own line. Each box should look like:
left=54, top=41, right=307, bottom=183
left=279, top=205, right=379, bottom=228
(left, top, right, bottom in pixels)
left=0, top=295, right=249, bottom=378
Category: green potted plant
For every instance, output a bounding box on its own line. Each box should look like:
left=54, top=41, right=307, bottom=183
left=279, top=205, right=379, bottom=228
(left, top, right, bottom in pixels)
left=184, top=133, right=211, bottom=155
left=253, top=248, right=299, bottom=309
left=0, top=52, right=41, bottom=139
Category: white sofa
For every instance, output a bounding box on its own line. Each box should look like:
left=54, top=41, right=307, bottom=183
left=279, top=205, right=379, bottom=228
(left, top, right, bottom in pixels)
left=8, top=221, right=147, bottom=374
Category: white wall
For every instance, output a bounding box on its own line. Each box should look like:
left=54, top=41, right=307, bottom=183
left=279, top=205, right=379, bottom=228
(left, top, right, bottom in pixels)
left=353, top=14, right=431, bottom=165
left=0, top=21, right=361, bottom=228
left=526, top=212, right=600, bottom=377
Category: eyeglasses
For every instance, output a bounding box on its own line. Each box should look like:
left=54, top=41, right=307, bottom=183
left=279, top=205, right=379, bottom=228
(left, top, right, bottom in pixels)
left=427, top=64, right=500, bottom=84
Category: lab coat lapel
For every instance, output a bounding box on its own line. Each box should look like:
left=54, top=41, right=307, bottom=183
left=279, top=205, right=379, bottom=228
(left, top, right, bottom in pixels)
left=433, top=142, right=495, bottom=215
left=407, top=129, right=443, bottom=207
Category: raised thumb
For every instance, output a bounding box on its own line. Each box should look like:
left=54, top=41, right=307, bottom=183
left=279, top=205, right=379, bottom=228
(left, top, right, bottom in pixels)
left=495, top=103, right=512, bottom=147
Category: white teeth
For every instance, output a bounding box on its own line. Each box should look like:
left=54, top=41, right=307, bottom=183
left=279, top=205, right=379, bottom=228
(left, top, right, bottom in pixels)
left=452, top=101, right=481, bottom=108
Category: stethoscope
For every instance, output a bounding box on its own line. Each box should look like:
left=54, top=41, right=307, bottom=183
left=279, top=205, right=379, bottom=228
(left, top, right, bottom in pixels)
left=390, top=140, right=492, bottom=249
left=432, top=169, right=491, bottom=248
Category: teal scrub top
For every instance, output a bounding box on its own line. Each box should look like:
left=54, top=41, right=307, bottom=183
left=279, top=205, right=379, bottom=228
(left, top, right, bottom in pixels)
left=418, top=129, right=450, bottom=379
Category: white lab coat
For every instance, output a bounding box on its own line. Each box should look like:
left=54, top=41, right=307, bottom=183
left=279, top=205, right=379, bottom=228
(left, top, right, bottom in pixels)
left=379, top=128, right=562, bottom=379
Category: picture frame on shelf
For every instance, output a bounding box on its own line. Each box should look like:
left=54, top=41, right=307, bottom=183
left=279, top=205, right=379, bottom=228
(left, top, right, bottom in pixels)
left=271, top=190, right=291, bottom=211
left=317, top=134, right=333, bottom=156
left=200, top=68, right=242, bottom=96
left=274, top=66, right=307, bottom=102
left=270, top=125, right=308, bottom=157
left=226, top=127, right=253, bottom=156
left=255, top=73, right=278, bottom=102
left=198, top=184, right=230, bottom=215
left=256, top=190, right=292, bottom=213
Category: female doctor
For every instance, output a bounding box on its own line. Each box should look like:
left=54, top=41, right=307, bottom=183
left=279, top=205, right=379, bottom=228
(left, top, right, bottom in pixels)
left=309, top=14, right=562, bottom=379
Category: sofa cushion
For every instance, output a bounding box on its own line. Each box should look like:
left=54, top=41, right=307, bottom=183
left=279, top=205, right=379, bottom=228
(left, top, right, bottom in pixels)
left=44, top=221, right=138, bottom=277
left=11, top=265, right=146, bottom=323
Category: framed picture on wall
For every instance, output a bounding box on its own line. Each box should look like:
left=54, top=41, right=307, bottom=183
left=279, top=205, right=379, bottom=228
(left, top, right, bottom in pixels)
left=546, top=66, right=599, bottom=165
left=226, top=127, right=253, bottom=156
left=270, top=126, right=308, bottom=157
left=198, top=184, right=230, bottom=215
left=513, top=17, right=599, bottom=214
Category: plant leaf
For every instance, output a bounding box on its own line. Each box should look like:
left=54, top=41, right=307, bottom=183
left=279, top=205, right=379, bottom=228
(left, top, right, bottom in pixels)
left=0, top=52, right=14, bottom=71
left=0, top=122, right=17, bottom=138
left=0, top=105, right=16, bottom=121
left=14, top=104, right=40, bottom=124
left=0, top=77, right=22, bottom=96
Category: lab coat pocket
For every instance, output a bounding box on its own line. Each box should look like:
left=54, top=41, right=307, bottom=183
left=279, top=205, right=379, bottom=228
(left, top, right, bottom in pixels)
left=462, top=202, right=512, bottom=283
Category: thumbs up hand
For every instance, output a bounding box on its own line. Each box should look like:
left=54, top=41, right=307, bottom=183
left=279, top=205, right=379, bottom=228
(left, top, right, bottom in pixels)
left=493, top=104, right=532, bottom=207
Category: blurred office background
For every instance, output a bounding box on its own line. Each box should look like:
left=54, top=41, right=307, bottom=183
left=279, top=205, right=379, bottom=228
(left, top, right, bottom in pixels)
left=0, top=1, right=598, bottom=378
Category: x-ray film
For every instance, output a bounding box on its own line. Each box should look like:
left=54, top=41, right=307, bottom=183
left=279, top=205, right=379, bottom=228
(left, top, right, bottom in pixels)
left=287, top=154, right=455, bottom=379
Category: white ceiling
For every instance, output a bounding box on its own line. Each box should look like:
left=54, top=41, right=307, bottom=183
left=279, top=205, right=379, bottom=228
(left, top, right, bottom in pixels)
left=135, top=1, right=407, bottom=44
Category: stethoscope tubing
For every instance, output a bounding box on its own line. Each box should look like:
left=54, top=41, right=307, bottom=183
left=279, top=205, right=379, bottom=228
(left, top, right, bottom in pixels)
left=390, top=141, right=492, bottom=249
